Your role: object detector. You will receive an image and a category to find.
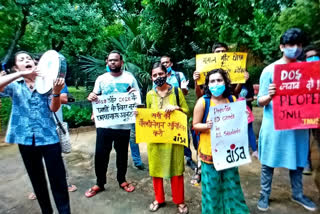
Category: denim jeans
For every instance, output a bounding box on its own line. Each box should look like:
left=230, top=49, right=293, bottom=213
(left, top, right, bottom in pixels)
left=260, top=165, right=304, bottom=198
left=129, top=125, right=143, bottom=166
left=248, top=122, right=257, bottom=152
left=184, top=129, right=192, bottom=159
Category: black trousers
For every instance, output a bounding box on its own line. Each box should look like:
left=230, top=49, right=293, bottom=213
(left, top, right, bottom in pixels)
left=95, top=128, right=130, bottom=187
left=19, top=142, right=70, bottom=214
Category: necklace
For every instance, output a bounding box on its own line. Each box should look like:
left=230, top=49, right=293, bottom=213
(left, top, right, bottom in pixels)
left=26, top=81, right=34, bottom=90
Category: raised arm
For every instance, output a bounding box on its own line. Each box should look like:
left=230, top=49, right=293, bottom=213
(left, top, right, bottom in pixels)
left=50, top=78, right=65, bottom=112
left=0, top=70, right=37, bottom=92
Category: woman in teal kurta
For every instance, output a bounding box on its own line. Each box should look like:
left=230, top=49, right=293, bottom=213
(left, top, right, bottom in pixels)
left=146, top=62, right=189, bottom=214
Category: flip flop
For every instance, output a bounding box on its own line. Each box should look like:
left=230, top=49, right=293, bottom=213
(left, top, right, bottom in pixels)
left=149, top=201, right=165, bottom=212
left=120, top=182, right=135, bottom=192
left=190, top=173, right=201, bottom=186
left=68, top=184, right=77, bottom=192
left=85, top=185, right=104, bottom=198
left=177, top=204, right=189, bottom=214
left=28, top=192, right=37, bottom=200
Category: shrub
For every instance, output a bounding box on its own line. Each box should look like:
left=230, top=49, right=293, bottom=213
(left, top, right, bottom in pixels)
left=67, top=86, right=89, bottom=101
left=0, top=97, right=12, bottom=130
left=62, top=105, right=94, bottom=128
left=247, top=65, right=265, bottom=84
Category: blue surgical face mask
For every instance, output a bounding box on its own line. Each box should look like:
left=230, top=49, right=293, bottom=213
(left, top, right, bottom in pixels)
left=283, top=47, right=302, bottom=59
left=106, top=65, right=111, bottom=72
left=306, top=56, right=320, bottom=62
left=209, top=84, right=225, bottom=97
left=167, top=67, right=172, bottom=73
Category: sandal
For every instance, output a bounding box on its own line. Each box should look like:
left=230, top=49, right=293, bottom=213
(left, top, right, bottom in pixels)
left=28, top=192, right=37, bottom=200
left=177, top=204, right=189, bottom=214
left=190, top=172, right=201, bottom=186
left=120, top=182, right=135, bottom=192
left=149, top=200, right=165, bottom=212
left=85, top=185, right=104, bottom=198
left=68, top=184, right=77, bottom=192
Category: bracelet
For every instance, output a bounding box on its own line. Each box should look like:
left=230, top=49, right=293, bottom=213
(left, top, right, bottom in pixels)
left=53, top=94, right=60, bottom=97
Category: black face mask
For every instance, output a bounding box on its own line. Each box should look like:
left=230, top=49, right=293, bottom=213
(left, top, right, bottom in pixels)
left=154, top=76, right=167, bottom=87
left=110, top=67, right=121, bottom=73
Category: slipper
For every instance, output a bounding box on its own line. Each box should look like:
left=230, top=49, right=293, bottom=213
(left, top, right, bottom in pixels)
left=28, top=192, right=37, bottom=200
left=190, top=173, right=201, bottom=186
left=120, top=182, right=135, bottom=192
left=85, top=185, right=104, bottom=198
left=177, top=204, right=189, bottom=214
left=68, top=184, right=77, bottom=192
left=149, top=201, right=165, bottom=212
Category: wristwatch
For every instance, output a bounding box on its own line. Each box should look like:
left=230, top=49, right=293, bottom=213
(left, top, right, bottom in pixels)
left=53, top=94, right=60, bottom=97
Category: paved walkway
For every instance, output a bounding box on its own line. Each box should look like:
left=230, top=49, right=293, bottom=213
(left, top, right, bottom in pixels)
left=0, top=124, right=319, bottom=213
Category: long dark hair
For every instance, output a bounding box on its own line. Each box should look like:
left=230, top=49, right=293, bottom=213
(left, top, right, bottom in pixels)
left=150, top=62, right=167, bottom=75
left=203, top=68, right=231, bottom=98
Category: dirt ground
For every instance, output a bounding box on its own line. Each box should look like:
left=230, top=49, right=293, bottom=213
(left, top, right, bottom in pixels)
left=0, top=107, right=320, bottom=214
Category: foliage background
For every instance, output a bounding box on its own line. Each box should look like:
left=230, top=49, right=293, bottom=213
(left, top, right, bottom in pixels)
left=1, top=0, right=319, bottom=86
left=0, top=0, right=319, bottom=127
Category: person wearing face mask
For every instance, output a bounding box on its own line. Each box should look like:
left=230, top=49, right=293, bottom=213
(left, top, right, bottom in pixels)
left=303, top=45, right=320, bottom=176
left=160, top=55, right=197, bottom=171
left=86, top=50, right=140, bottom=197
left=192, top=69, right=249, bottom=214
left=193, top=42, right=229, bottom=98
left=304, top=45, right=320, bottom=199
left=147, top=62, right=189, bottom=214
left=257, top=28, right=317, bottom=212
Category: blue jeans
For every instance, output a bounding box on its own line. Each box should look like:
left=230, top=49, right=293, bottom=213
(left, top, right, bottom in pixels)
left=129, top=125, right=143, bottom=166
left=260, top=165, right=304, bottom=198
left=248, top=122, right=257, bottom=152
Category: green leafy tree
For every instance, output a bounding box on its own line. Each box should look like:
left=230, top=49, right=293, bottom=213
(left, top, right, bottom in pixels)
left=277, top=0, right=320, bottom=44
left=0, top=0, right=33, bottom=64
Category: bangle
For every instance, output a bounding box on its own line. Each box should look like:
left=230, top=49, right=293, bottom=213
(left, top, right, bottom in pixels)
left=53, top=94, right=60, bottom=97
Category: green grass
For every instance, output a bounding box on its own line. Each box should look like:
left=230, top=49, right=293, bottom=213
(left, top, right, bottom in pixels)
left=68, top=86, right=89, bottom=101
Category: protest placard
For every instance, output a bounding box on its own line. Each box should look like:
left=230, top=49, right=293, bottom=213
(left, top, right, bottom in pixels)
left=209, top=100, right=251, bottom=171
left=135, top=109, right=188, bottom=147
left=273, top=61, right=320, bottom=130
left=92, top=92, right=140, bottom=128
left=196, top=52, right=247, bottom=85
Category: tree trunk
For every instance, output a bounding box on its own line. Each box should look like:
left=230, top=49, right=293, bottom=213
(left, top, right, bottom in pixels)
left=2, top=6, right=29, bottom=64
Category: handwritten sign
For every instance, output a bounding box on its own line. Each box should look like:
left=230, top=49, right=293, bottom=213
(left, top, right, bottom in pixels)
left=273, top=61, right=320, bottom=130
left=196, top=52, right=247, bottom=85
left=209, top=101, right=251, bottom=171
left=92, top=92, right=140, bottom=128
left=135, top=109, right=188, bottom=147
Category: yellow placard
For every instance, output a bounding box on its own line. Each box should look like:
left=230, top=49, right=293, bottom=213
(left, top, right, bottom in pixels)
left=196, top=52, right=247, bottom=85
left=136, top=109, right=188, bottom=147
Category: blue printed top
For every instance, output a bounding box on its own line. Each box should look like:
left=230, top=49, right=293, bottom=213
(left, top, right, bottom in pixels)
left=2, top=79, right=59, bottom=146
